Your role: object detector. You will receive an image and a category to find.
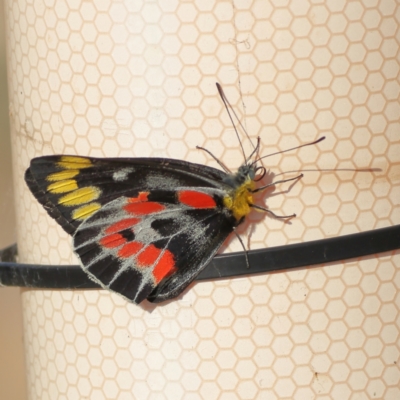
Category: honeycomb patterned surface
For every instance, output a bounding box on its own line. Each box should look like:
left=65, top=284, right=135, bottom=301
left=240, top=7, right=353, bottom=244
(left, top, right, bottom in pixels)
left=4, top=0, right=400, bottom=398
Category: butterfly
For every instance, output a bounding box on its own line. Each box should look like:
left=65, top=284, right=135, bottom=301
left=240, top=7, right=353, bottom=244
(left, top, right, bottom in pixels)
left=25, top=84, right=324, bottom=304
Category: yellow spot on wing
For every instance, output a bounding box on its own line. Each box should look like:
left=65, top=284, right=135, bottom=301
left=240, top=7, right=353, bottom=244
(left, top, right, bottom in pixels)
left=72, top=202, right=101, bottom=220
left=47, top=169, right=79, bottom=181
left=57, top=156, right=92, bottom=170
left=47, top=179, right=78, bottom=194
left=59, top=186, right=101, bottom=206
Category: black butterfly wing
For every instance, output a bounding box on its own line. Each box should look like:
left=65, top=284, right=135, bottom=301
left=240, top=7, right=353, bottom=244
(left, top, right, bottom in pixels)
left=72, top=188, right=238, bottom=304
left=25, top=155, right=229, bottom=235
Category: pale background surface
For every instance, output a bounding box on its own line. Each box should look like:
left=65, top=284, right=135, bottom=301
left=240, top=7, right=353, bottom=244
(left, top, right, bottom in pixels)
left=0, top=0, right=26, bottom=400
left=0, top=0, right=27, bottom=398
left=3, top=0, right=400, bottom=399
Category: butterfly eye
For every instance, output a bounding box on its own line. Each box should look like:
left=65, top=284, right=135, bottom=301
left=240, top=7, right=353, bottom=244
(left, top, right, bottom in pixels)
left=254, top=166, right=266, bottom=181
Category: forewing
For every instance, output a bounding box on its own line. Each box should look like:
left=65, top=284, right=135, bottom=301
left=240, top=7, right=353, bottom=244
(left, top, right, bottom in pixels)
left=25, top=155, right=228, bottom=234
left=73, top=189, right=236, bottom=304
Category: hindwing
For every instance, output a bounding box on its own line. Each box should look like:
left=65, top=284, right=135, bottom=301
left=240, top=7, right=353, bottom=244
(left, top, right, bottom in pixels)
left=73, top=189, right=237, bottom=303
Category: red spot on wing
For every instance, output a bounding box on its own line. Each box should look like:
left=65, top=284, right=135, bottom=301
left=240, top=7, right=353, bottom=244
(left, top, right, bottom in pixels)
left=128, top=192, right=149, bottom=203
left=100, top=233, right=126, bottom=248
left=153, top=250, right=176, bottom=284
left=117, top=240, right=176, bottom=283
left=178, top=190, right=216, bottom=209
left=124, top=202, right=165, bottom=215
left=137, top=244, right=161, bottom=267
left=105, top=218, right=140, bottom=234
left=118, top=241, right=143, bottom=258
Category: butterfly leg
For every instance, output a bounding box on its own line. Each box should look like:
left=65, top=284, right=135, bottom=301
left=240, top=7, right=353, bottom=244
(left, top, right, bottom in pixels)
left=233, top=229, right=250, bottom=269
left=252, top=204, right=296, bottom=219
left=252, top=174, right=303, bottom=193
left=251, top=174, right=302, bottom=218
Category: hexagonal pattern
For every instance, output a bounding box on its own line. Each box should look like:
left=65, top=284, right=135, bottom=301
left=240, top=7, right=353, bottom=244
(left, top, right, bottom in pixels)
left=5, top=0, right=400, bottom=399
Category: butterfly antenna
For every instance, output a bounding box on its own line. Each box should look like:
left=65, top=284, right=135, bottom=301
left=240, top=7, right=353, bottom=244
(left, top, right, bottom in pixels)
left=252, top=136, right=325, bottom=166
left=196, top=145, right=231, bottom=173
left=246, top=137, right=261, bottom=164
left=216, top=83, right=255, bottom=164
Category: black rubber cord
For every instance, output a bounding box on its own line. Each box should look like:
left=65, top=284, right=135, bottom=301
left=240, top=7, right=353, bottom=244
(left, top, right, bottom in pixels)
left=0, top=225, right=399, bottom=289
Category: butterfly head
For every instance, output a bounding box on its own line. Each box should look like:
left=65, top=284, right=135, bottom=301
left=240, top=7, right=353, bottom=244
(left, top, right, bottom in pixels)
left=223, top=162, right=261, bottom=186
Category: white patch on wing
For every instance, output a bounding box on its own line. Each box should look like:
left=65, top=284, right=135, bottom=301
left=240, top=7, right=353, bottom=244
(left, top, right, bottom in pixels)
left=112, top=167, right=134, bottom=182
left=145, top=173, right=182, bottom=190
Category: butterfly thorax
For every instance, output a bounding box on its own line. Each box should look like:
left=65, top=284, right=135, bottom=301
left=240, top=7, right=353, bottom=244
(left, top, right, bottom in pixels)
left=222, top=164, right=256, bottom=221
